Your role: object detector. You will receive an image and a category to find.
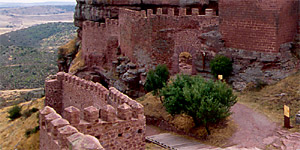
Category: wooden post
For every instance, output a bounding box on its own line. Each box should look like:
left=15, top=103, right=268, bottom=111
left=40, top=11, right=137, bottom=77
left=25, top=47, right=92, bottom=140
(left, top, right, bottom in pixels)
left=284, top=105, right=291, bottom=128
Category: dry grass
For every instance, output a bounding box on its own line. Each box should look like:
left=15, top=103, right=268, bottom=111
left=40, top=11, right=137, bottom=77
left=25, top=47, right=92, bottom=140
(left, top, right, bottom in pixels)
left=138, top=93, right=237, bottom=147
left=69, top=48, right=85, bottom=73
left=238, top=71, right=300, bottom=131
left=58, top=38, right=77, bottom=56
left=0, top=97, right=43, bottom=150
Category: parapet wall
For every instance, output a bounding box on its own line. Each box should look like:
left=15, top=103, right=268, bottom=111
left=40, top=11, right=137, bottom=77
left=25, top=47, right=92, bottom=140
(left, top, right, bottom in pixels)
left=44, top=72, right=146, bottom=149
left=76, top=0, right=209, bottom=6
left=45, top=72, right=108, bottom=115
left=39, top=106, right=104, bottom=150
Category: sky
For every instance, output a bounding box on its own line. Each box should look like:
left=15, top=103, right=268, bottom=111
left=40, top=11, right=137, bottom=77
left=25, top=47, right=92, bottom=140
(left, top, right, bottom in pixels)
left=0, top=0, right=75, bottom=3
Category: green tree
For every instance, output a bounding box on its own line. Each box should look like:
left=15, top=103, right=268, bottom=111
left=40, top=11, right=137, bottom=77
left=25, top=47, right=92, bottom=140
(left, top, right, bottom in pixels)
left=161, top=75, right=237, bottom=135
left=7, top=105, right=22, bottom=121
left=210, top=55, right=233, bottom=78
left=144, top=64, right=169, bottom=96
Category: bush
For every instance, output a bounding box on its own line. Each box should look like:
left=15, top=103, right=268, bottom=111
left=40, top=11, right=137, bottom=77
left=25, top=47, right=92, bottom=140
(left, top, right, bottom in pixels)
left=23, top=107, right=39, bottom=118
left=161, top=75, right=237, bottom=135
left=210, top=55, right=233, bottom=78
left=144, top=64, right=169, bottom=95
left=7, top=105, right=22, bottom=120
left=25, top=126, right=40, bottom=137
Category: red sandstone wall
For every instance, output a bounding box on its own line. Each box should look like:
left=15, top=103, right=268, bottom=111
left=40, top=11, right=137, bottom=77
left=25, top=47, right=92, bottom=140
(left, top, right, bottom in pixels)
left=39, top=106, right=104, bottom=150
left=58, top=73, right=109, bottom=116
left=277, top=0, right=298, bottom=46
left=119, top=8, right=218, bottom=73
left=219, top=0, right=298, bottom=53
left=44, top=73, right=146, bottom=150
left=82, top=19, right=119, bottom=68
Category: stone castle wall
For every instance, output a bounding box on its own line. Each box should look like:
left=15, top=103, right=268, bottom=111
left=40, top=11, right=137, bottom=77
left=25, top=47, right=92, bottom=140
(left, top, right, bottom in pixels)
left=43, top=72, right=146, bottom=150
left=82, top=19, right=119, bottom=68
left=39, top=106, right=104, bottom=150
left=81, top=7, right=219, bottom=74
left=219, top=0, right=298, bottom=53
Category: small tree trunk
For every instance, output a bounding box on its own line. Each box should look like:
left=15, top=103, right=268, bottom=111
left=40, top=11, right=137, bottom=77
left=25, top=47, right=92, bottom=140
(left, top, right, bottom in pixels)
left=159, top=96, right=163, bottom=104
left=205, top=123, right=211, bottom=135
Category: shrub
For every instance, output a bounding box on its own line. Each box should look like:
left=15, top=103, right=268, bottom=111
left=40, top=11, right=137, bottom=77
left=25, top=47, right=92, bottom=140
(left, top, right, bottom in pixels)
left=23, top=107, right=39, bottom=118
left=7, top=105, right=22, bottom=120
left=25, top=126, right=40, bottom=137
left=210, top=55, right=233, bottom=78
left=161, top=75, right=237, bottom=135
left=144, top=64, right=169, bottom=95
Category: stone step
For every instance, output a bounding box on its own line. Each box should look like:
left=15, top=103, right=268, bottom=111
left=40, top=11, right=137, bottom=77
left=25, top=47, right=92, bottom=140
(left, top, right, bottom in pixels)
left=146, top=133, right=212, bottom=150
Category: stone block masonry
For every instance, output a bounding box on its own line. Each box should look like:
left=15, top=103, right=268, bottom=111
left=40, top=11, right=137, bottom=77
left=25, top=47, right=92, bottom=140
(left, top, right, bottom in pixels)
left=42, top=72, right=146, bottom=150
left=39, top=106, right=104, bottom=150
left=219, top=0, right=298, bottom=53
left=81, top=7, right=219, bottom=75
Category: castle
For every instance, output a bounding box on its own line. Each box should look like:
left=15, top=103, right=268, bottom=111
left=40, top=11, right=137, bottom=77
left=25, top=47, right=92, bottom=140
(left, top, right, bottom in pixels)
left=66, top=0, right=300, bottom=92
left=41, top=0, right=300, bottom=149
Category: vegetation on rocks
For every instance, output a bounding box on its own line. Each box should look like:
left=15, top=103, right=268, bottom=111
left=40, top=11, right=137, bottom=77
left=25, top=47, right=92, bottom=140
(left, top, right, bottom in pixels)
left=210, top=55, right=233, bottom=78
left=144, top=64, right=170, bottom=96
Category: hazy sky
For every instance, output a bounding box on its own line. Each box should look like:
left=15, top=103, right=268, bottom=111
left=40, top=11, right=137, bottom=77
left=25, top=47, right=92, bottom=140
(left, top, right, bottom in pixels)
left=0, top=0, right=75, bottom=3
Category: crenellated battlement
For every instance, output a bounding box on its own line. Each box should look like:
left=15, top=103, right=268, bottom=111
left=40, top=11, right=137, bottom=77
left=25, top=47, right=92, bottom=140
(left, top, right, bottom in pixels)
left=39, top=106, right=104, bottom=150
left=43, top=72, right=146, bottom=150
left=83, top=18, right=119, bottom=31
left=118, top=7, right=217, bottom=20
left=57, top=72, right=109, bottom=101
left=146, top=7, right=216, bottom=17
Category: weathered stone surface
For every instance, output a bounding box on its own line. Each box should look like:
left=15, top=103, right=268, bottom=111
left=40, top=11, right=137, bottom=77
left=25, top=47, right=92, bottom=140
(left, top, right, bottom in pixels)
left=42, top=72, right=146, bottom=150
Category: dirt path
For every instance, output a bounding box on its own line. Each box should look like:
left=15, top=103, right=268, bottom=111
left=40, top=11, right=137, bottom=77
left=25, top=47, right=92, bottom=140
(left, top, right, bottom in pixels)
left=228, top=103, right=280, bottom=148
left=146, top=103, right=300, bottom=149
left=229, top=103, right=300, bottom=149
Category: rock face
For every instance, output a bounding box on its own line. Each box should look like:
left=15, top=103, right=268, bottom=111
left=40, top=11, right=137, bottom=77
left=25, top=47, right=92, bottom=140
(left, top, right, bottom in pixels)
left=69, top=0, right=300, bottom=94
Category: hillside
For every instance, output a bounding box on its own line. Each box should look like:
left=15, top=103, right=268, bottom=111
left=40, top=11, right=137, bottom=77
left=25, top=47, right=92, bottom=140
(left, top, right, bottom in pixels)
left=0, top=94, right=43, bottom=150
left=0, top=22, right=76, bottom=90
left=0, top=22, right=76, bottom=47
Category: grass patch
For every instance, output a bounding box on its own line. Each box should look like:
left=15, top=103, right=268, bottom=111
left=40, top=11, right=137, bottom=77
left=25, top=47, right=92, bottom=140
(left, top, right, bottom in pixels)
left=238, top=71, right=300, bottom=132
left=69, top=48, right=85, bottom=73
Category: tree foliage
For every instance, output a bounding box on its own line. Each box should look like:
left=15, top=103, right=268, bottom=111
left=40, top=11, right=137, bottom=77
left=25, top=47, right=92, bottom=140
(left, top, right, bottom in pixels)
left=144, top=64, right=169, bottom=95
left=210, top=55, right=233, bottom=78
left=161, top=75, right=237, bottom=135
left=7, top=105, right=22, bottom=120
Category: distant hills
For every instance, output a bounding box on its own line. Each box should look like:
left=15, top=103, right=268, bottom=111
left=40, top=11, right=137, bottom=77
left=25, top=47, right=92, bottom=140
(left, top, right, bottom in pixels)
left=0, top=5, right=75, bottom=15
left=0, top=5, right=74, bottom=35
left=0, top=2, right=76, bottom=8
